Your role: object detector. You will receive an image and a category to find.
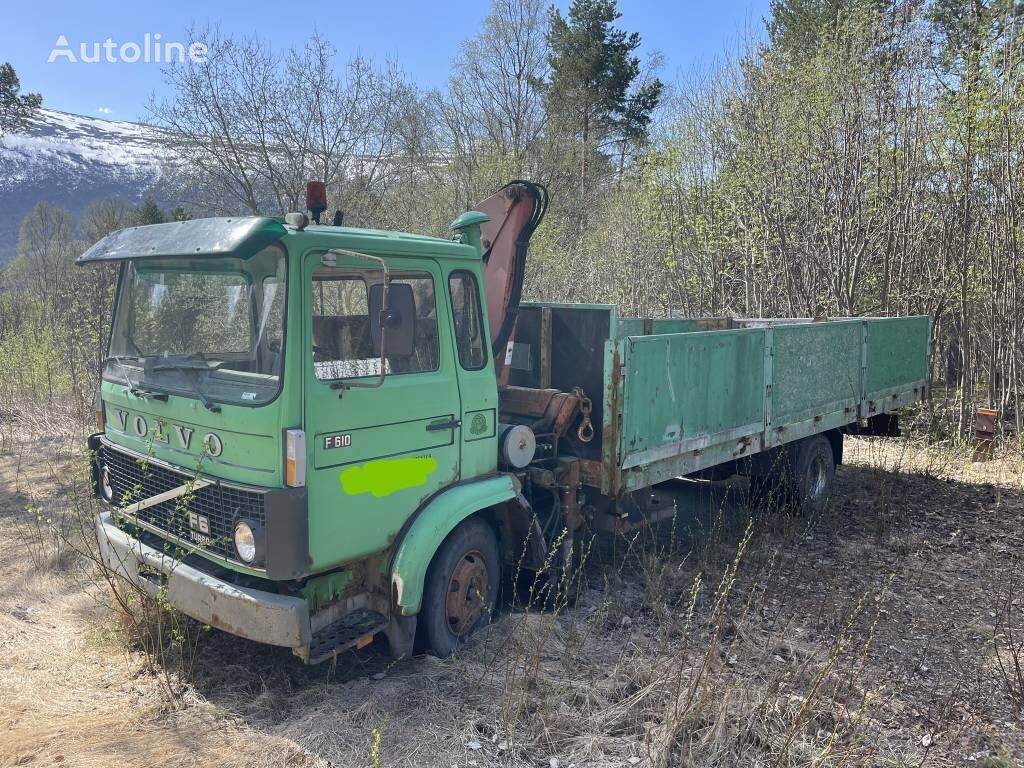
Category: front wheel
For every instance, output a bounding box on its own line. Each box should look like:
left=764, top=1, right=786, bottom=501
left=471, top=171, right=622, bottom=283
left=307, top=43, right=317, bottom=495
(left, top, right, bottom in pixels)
left=420, top=517, right=500, bottom=657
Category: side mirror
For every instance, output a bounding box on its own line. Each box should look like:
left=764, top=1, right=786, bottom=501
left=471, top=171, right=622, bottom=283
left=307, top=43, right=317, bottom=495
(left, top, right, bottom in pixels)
left=369, top=282, right=416, bottom=358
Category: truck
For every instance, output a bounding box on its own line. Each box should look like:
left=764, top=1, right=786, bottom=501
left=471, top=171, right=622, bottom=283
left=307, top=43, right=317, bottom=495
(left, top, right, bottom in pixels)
left=80, top=180, right=930, bottom=663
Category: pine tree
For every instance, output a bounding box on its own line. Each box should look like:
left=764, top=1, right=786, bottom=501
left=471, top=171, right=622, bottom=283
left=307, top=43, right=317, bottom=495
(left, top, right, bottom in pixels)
left=134, top=197, right=166, bottom=226
left=0, top=63, right=42, bottom=138
left=545, top=0, right=663, bottom=187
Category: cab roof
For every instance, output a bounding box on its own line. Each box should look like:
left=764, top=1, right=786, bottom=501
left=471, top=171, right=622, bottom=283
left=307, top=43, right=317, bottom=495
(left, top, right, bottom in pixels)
left=76, top=215, right=479, bottom=264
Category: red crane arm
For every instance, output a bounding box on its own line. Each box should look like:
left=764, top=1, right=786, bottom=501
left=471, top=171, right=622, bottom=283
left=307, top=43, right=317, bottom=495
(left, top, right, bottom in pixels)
left=471, top=181, right=548, bottom=387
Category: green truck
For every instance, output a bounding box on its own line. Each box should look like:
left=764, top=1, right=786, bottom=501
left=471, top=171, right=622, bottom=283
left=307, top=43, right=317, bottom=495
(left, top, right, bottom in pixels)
left=80, top=181, right=930, bottom=663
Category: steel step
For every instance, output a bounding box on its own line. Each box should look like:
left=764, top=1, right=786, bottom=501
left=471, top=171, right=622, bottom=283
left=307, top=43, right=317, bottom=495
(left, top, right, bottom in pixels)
left=308, top=607, right=388, bottom=664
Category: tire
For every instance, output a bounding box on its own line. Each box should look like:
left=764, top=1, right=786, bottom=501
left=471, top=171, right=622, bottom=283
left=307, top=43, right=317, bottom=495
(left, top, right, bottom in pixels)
left=789, top=434, right=836, bottom=515
left=420, top=517, right=500, bottom=657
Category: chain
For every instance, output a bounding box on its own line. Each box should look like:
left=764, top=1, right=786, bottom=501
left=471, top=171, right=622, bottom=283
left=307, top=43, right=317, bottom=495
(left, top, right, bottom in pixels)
left=573, top=387, right=595, bottom=443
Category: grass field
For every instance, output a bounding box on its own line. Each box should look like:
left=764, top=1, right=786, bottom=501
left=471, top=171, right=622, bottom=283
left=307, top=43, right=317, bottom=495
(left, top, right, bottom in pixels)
left=0, top=412, right=1022, bottom=767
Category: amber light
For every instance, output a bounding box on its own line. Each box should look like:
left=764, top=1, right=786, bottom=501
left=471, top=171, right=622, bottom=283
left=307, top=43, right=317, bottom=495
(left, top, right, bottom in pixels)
left=285, top=428, right=306, bottom=488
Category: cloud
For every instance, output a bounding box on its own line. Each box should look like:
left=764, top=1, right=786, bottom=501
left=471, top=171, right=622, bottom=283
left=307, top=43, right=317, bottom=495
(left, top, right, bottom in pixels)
left=96, top=107, right=112, bottom=114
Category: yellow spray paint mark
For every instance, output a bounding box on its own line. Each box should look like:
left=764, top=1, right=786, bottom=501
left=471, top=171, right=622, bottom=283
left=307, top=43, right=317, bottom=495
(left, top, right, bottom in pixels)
left=339, top=456, right=438, bottom=498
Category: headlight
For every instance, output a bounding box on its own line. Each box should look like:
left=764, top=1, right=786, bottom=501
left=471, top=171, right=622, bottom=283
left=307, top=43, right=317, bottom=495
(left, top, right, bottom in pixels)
left=233, top=520, right=264, bottom=565
left=100, top=465, right=114, bottom=503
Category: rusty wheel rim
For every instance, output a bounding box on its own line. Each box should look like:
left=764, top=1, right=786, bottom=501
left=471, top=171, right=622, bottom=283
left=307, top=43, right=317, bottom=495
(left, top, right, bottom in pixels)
left=446, top=549, right=488, bottom=636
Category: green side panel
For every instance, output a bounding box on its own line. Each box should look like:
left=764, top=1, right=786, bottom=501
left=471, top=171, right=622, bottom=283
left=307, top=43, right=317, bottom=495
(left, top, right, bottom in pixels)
left=864, top=317, right=930, bottom=396
left=390, top=474, right=518, bottom=615
left=616, top=318, right=646, bottom=338
left=618, top=330, right=765, bottom=465
left=651, top=318, right=732, bottom=335
left=313, top=415, right=454, bottom=469
left=651, top=319, right=696, bottom=334
left=771, top=320, right=862, bottom=425
left=614, top=318, right=734, bottom=339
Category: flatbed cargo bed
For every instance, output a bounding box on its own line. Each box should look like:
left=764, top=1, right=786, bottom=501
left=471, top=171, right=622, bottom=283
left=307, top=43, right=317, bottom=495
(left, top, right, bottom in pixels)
left=507, top=305, right=930, bottom=496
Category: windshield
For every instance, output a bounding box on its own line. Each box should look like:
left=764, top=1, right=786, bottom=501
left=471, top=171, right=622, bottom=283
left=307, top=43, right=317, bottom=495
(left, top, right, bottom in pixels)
left=104, top=244, right=287, bottom=407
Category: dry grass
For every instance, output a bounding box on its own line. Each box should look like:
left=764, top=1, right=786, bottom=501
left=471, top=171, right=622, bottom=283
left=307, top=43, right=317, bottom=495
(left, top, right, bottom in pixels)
left=1, top=407, right=1023, bottom=767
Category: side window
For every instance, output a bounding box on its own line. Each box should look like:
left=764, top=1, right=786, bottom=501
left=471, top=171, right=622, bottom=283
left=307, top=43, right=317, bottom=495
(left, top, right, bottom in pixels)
left=311, top=269, right=439, bottom=380
left=449, top=270, right=487, bottom=371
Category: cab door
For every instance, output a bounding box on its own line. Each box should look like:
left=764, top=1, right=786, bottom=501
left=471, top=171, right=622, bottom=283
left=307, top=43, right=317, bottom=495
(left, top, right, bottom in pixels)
left=302, top=251, right=462, bottom=571
left=446, top=267, right=500, bottom=479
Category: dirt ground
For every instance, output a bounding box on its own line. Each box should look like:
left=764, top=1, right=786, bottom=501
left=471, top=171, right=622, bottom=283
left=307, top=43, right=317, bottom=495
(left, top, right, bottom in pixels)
left=0, top=432, right=1022, bottom=768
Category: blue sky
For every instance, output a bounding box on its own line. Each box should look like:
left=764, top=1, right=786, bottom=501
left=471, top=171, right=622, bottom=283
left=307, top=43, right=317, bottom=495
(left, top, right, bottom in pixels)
left=2, top=0, right=769, bottom=122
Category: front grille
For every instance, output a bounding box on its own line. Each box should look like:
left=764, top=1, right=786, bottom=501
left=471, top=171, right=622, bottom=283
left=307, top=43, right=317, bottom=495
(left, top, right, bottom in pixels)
left=101, top=442, right=266, bottom=563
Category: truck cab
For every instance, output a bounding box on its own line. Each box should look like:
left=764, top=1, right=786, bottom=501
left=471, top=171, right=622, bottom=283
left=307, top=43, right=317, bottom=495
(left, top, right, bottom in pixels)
left=86, top=206, right=535, bottom=662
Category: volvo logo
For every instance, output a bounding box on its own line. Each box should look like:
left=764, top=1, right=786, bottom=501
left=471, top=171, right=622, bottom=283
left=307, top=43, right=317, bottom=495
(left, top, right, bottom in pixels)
left=114, top=409, right=223, bottom=457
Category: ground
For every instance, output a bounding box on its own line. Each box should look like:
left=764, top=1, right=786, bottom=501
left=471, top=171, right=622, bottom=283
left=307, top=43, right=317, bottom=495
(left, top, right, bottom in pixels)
left=0, top=428, right=1022, bottom=768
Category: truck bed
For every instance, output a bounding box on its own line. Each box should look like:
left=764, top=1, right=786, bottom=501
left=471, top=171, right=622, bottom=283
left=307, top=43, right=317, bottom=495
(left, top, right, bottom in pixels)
left=506, top=305, right=930, bottom=496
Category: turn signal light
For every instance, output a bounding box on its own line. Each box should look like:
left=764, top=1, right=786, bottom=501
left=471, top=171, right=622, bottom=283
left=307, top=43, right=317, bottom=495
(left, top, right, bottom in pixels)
left=285, top=428, right=306, bottom=487
left=95, top=396, right=105, bottom=430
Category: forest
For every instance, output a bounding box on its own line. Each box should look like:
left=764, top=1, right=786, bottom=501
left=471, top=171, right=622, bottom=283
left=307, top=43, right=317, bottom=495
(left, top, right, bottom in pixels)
left=3, top=0, right=1023, bottom=438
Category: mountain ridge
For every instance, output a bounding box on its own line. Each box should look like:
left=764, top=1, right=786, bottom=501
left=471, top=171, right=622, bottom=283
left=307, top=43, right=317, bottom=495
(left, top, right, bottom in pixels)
left=0, top=108, right=167, bottom=263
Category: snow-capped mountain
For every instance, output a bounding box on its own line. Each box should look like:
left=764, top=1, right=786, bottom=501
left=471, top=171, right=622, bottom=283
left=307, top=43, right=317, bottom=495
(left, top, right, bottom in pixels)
left=0, top=109, right=167, bottom=263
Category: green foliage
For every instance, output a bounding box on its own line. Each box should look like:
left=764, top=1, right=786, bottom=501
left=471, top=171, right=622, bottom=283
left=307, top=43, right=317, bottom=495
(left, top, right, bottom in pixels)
left=766, top=0, right=880, bottom=56
left=134, top=196, right=167, bottom=225
left=4, top=0, right=1023, bottom=435
left=545, top=0, right=663, bottom=149
left=0, top=62, right=41, bottom=137
left=1, top=201, right=118, bottom=413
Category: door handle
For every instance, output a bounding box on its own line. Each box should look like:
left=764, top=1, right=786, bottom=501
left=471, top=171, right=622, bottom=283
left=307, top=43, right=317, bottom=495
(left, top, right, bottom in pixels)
left=426, top=418, right=461, bottom=432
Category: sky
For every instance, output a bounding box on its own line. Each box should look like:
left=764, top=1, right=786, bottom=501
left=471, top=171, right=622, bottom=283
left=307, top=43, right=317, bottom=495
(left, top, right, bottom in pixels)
left=2, top=0, right=770, bottom=122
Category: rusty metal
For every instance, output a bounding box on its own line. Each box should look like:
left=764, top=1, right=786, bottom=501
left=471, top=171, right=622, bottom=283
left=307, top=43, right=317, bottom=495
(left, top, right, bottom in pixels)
left=574, top=387, right=594, bottom=443
left=556, top=459, right=583, bottom=533
left=577, top=459, right=604, bottom=487
left=499, top=385, right=584, bottom=438
left=473, top=182, right=548, bottom=388
left=539, top=307, right=553, bottom=388
left=602, top=347, right=623, bottom=498
left=446, top=549, right=488, bottom=636
left=974, top=407, right=998, bottom=462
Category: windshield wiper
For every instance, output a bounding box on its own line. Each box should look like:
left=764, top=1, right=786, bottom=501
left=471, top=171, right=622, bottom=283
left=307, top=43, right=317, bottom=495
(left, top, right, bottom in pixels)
left=130, top=385, right=170, bottom=401
left=104, top=355, right=170, bottom=401
left=150, top=357, right=223, bottom=413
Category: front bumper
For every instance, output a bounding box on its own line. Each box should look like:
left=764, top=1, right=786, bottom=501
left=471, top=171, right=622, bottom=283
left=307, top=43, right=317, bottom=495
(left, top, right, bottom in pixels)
left=96, top=510, right=311, bottom=649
